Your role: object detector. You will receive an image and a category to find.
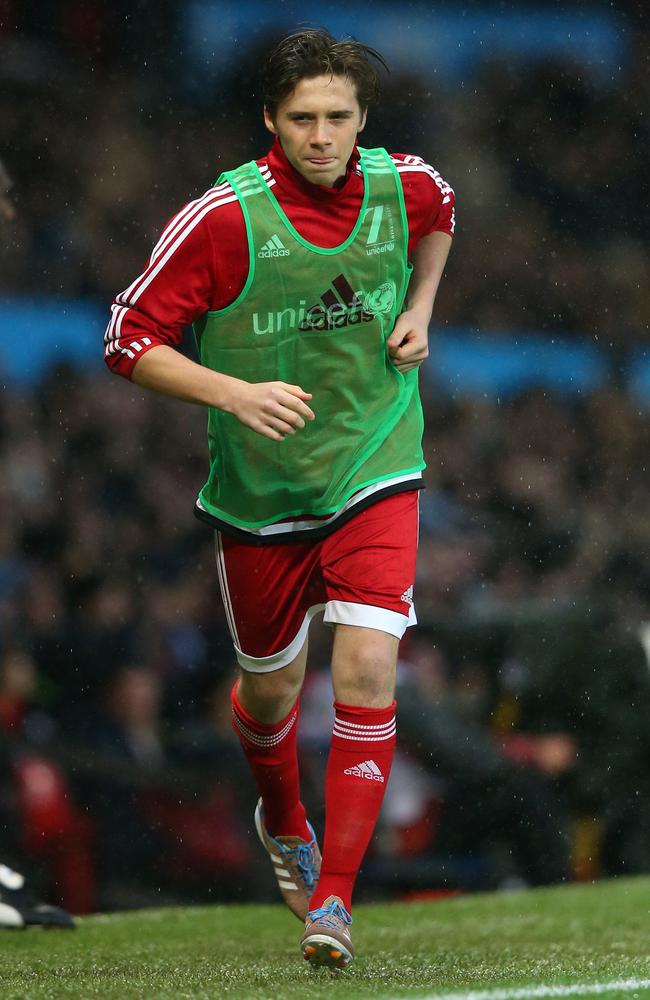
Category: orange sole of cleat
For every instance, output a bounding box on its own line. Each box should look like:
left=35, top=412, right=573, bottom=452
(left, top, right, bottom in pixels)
left=302, top=940, right=352, bottom=970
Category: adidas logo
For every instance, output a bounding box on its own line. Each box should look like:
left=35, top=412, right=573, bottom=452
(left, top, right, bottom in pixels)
left=343, top=759, right=385, bottom=783
left=299, top=273, right=374, bottom=332
left=258, top=234, right=290, bottom=258
left=401, top=585, right=414, bottom=607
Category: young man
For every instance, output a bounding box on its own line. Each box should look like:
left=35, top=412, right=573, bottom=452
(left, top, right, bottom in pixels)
left=105, top=28, right=454, bottom=968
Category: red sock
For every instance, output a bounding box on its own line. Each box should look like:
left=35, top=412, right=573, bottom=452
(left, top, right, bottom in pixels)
left=310, top=700, right=397, bottom=913
left=230, top=682, right=310, bottom=841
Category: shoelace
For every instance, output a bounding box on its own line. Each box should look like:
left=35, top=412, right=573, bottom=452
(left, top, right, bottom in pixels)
left=307, top=900, right=352, bottom=928
left=282, top=839, right=317, bottom=889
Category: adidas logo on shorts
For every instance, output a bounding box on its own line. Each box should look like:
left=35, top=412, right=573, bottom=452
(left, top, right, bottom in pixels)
left=401, top=585, right=414, bottom=606
left=343, top=759, right=385, bottom=782
left=258, top=234, right=290, bottom=258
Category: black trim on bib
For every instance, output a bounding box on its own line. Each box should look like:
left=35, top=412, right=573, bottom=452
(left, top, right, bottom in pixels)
left=193, top=479, right=424, bottom=546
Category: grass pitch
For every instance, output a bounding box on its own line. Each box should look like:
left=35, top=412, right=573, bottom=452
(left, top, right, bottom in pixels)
left=2, top=877, right=650, bottom=1000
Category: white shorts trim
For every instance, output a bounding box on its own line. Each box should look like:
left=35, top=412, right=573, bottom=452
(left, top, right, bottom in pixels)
left=214, top=531, right=241, bottom=648
left=323, top=600, right=416, bottom=639
left=235, top=604, right=326, bottom=673
left=234, top=598, right=415, bottom=672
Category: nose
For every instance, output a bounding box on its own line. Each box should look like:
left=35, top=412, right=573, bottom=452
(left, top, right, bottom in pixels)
left=309, top=119, right=331, bottom=148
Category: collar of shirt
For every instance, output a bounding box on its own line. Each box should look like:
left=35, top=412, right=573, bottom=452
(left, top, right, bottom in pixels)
left=265, top=136, right=363, bottom=203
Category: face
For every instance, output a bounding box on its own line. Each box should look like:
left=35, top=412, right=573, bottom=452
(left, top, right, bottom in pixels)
left=264, top=74, right=367, bottom=187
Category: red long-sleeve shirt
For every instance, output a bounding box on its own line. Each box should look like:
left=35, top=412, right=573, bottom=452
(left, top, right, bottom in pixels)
left=104, top=139, right=455, bottom=376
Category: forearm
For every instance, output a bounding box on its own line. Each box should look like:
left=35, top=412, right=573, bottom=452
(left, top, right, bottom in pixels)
left=131, top=344, right=240, bottom=412
left=406, top=230, right=452, bottom=322
left=130, top=345, right=315, bottom=441
left=387, top=231, right=452, bottom=370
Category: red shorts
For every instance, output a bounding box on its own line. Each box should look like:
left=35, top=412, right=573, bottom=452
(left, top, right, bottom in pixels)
left=214, top=491, right=419, bottom=672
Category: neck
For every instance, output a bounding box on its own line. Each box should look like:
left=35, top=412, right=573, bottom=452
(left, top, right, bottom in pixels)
left=274, top=137, right=355, bottom=192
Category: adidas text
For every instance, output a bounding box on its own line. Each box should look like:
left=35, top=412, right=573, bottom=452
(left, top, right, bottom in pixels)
left=258, top=247, right=290, bottom=258
left=251, top=273, right=395, bottom=336
left=258, top=234, right=290, bottom=258
left=299, top=300, right=374, bottom=332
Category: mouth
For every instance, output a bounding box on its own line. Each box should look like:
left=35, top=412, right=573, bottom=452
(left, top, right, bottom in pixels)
left=306, top=157, right=335, bottom=166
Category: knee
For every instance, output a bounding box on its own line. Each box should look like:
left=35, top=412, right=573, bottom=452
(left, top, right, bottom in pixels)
left=242, top=669, right=302, bottom=705
left=334, top=647, right=396, bottom=708
left=237, top=668, right=302, bottom=723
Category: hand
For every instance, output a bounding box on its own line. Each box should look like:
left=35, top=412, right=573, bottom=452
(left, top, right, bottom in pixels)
left=386, top=310, right=429, bottom=373
left=227, top=381, right=315, bottom=442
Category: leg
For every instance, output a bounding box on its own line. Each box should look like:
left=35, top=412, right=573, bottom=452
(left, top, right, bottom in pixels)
left=231, top=641, right=311, bottom=839
left=308, top=625, right=399, bottom=914
left=215, top=530, right=325, bottom=918
left=231, top=642, right=311, bottom=840
left=236, top=640, right=308, bottom=724
left=330, top=624, right=398, bottom=708
left=230, top=642, right=323, bottom=921
left=307, top=492, right=419, bottom=921
left=218, top=527, right=322, bottom=837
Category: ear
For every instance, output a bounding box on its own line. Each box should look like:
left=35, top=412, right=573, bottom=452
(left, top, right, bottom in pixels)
left=263, top=108, right=277, bottom=134
left=358, top=108, right=367, bottom=134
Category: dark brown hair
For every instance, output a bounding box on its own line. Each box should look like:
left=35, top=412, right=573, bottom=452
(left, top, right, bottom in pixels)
left=262, top=28, right=388, bottom=118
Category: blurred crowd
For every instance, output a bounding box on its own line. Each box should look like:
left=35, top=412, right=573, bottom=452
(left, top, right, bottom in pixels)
left=1, top=6, right=650, bottom=911
left=1, top=369, right=650, bottom=910
left=1, top=8, right=648, bottom=347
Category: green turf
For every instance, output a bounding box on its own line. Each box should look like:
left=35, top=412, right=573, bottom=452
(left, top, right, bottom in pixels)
left=2, top=877, right=650, bottom=999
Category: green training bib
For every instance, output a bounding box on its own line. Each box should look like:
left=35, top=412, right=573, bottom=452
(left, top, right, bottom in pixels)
left=194, top=147, right=424, bottom=531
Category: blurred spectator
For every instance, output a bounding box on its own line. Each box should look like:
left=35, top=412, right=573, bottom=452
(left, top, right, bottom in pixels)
left=0, top=644, right=96, bottom=914
left=92, top=665, right=166, bottom=770
left=0, top=157, right=15, bottom=222
left=393, top=636, right=573, bottom=888
left=0, top=648, right=37, bottom=732
left=82, top=665, right=260, bottom=907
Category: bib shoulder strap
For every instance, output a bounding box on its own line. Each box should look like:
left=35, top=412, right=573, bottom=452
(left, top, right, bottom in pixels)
left=357, top=146, right=394, bottom=174
left=213, top=160, right=266, bottom=200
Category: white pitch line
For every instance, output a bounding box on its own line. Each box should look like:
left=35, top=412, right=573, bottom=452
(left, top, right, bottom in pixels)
left=389, top=977, right=650, bottom=1000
